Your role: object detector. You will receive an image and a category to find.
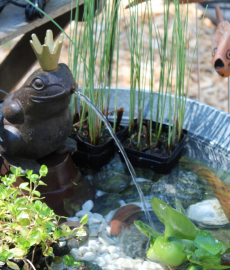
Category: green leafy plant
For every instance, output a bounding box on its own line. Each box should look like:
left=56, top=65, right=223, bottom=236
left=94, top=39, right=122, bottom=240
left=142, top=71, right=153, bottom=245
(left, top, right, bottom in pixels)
left=135, top=197, right=230, bottom=269
left=0, top=165, right=87, bottom=270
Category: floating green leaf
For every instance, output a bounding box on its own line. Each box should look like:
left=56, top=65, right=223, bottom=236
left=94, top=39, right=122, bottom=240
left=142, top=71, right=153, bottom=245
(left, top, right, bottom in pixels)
left=194, top=231, right=223, bottom=256
left=134, top=220, right=160, bottom=245
left=151, top=197, right=197, bottom=240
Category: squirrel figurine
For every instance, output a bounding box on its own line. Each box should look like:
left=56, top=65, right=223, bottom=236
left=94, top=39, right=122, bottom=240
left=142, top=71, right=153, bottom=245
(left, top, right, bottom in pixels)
left=0, top=30, right=77, bottom=171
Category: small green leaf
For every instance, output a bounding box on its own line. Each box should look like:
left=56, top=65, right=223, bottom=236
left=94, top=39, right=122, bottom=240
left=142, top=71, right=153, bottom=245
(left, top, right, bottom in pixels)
left=34, top=200, right=43, bottom=211
left=15, top=167, right=23, bottom=176
left=9, top=248, right=26, bottom=258
left=45, top=221, right=56, bottom=232
left=76, top=228, right=87, bottom=237
left=0, top=250, right=13, bottom=261
left=16, top=238, right=30, bottom=250
left=7, top=261, right=20, bottom=270
left=28, top=230, right=41, bottom=245
left=39, top=165, right=48, bottom=177
left=53, top=230, right=63, bottom=239
left=10, top=167, right=16, bottom=175
left=44, top=247, right=53, bottom=257
left=30, top=174, right=39, bottom=182
left=19, top=182, right=29, bottom=190
left=32, top=190, right=41, bottom=197
left=134, top=220, right=160, bottom=244
left=38, top=180, right=47, bottom=186
left=25, top=169, right=33, bottom=177
left=18, top=218, right=30, bottom=226
left=151, top=197, right=197, bottom=240
left=80, top=214, right=88, bottom=225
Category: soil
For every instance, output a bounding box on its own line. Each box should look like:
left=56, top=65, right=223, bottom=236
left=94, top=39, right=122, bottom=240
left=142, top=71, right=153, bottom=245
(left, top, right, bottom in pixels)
left=122, top=121, right=182, bottom=158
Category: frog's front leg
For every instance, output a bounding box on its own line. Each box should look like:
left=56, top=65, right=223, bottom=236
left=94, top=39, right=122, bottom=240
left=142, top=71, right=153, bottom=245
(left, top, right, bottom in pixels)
left=1, top=99, right=24, bottom=124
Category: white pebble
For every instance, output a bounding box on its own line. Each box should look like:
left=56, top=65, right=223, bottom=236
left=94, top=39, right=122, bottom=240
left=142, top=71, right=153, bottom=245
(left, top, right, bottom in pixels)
left=108, top=245, right=119, bottom=254
left=58, top=241, right=66, bottom=247
left=101, top=232, right=117, bottom=245
left=103, top=254, right=112, bottom=264
left=89, top=228, right=99, bottom=237
left=110, top=252, right=120, bottom=259
left=70, top=248, right=82, bottom=260
left=75, top=210, right=92, bottom=217
left=79, top=246, right=91, bottom=255
left=135, top=263, right=144, bottom=270
left=98, top=236, right=110, bottom=246
left=92, top=213, right=103, bottom=222
left=66, top=216, right=79, bottom=222
left=98, top=245, right=108, bottom=253
left=82, top=251, right=95, bottom=261
left=88, top=240, right=99, bottom=250
left=96, top=190, right=107, bottom=197
left=105, top=209, right=117, bottom=223
left=89, top=224, right=100, bottom=230
left=82, top=200, right=94, bottom=211
left=143, top=261, right=151, bottom=269
left=119, top=200, right=126, bottom=207
left=106, top=225, right=111, bottom=236
left=121, top=258, right=134, bottom=268
left=94, top=257, right=106, bottom=267
left=113, top=257, right=126, bottom=266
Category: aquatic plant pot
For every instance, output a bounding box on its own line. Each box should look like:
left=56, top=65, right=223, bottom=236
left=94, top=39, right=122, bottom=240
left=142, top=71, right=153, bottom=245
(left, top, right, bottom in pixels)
left=71, top=122, right=126, bottom=170
left=0, top=153, right=95, bottom=217
left=119, top=120, right=188, bottom=174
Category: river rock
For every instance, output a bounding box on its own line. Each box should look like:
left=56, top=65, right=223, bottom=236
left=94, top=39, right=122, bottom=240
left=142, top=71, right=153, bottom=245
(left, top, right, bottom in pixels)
left=92, top=170, right=131, bottom=193
left=91, top=194, right=121, bottom=216
left=118, top=224, right=149, bottom=258
left=120, top=181, right=153, bottom=202
left=151, top=171, right=203, bottom=208
left=186, top=198, right=229, bottom=228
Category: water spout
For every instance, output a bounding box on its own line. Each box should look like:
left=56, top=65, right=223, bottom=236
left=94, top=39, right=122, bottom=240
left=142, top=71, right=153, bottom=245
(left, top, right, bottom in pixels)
left=74, top=90, right=154, bottom=228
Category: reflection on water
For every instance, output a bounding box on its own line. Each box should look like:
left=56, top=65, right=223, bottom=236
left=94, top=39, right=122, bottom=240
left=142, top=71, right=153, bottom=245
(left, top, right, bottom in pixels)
left=77, top=134, right=230, bottom=246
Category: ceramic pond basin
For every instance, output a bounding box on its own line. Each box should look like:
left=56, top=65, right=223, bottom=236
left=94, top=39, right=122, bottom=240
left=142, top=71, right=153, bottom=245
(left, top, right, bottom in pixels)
left=65, top=88, right=230, bottom=269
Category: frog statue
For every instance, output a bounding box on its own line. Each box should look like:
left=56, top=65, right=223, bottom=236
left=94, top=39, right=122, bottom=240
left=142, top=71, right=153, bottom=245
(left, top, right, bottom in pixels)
left=0, top=30, right=77, bottom=171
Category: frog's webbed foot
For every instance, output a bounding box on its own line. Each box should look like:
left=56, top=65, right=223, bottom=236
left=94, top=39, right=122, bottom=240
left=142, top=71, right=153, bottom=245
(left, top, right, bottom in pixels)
left=3, top=156, right=41, bottom=174
left=54, top=137, right=77, bottom=155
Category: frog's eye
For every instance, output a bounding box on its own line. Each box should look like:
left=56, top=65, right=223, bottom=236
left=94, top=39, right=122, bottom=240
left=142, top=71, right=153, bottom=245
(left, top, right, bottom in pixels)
left=32, top=78, right=45, bottom=90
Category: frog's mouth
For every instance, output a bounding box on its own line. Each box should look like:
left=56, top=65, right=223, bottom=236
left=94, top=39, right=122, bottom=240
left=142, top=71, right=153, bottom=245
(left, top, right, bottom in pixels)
left=30, top=90, right=69, bottom=102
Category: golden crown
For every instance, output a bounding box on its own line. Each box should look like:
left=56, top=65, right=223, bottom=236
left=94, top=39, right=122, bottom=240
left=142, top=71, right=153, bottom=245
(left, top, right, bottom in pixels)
left=30, top=30, right=64, bottom=71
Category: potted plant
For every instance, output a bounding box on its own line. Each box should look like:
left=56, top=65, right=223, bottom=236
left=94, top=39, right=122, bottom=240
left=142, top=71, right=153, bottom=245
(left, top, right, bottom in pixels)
left=67, top=0, right=127, bottom=170
left=135, top=197, right=230, bottom=269
left=0, top=164, right=88, bottom=270
left=120, top=0, right=205, bottom=173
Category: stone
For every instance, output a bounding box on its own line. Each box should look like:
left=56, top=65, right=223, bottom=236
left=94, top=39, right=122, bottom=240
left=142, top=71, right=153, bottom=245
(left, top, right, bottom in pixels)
left=93, top=170, right=131, bottom=193
left=82, top=200, right=94, bottom=211
left=118, top=224, right=149, bottom=258
left=91, top=194, right=121, bottom=216
left=82, top=251, right=96, bottom=261
left=70, top=248, right=83, bottom=260
left=110, top=204, right=142, bottom=236
left=151, top=171, right=203, bottom=208
left=120, top=181, right=153, bottom=202
left=186, top=198, right=229, bottom=228
left=83, top=261, right=103, bottom=270
left=75, top=209, right=92, bottom=217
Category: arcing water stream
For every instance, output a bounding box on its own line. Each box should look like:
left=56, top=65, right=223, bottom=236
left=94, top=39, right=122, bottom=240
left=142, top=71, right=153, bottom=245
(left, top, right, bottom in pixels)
left=74, top=90, right=154, bottom=228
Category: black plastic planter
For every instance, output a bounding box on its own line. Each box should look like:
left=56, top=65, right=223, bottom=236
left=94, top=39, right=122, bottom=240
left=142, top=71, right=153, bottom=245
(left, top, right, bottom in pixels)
left=120, top=120, right=188, bottom=174
left=71, top=123, right=126, bottom=170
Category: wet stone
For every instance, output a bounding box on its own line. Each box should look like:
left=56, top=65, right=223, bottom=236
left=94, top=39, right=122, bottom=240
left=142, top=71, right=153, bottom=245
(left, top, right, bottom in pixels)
left=91, top=194, right=121, bottom=216
left=152, top=171, right=203, bottom=209
left=120, top=181, right=153, bottom=202
left=118, top=224, right=150, bottom=258
left=93, top=170, right=131, bottom=193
